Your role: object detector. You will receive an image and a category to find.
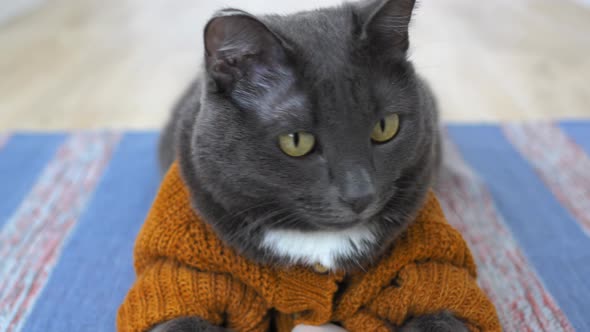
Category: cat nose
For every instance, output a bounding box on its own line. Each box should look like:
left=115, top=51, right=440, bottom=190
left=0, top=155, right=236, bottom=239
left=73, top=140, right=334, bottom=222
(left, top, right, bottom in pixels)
left=342, top=191, right=375, bottom=214
left=339, top=169, right=376, bottom=214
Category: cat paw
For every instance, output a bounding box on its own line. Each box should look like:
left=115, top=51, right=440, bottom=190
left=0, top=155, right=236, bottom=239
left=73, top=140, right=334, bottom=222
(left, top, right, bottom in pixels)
left=150, top=317, right=229, bottom=332
left=398, top=312, right=468, bottom=332
left=292, top=324, right=348, bottom=332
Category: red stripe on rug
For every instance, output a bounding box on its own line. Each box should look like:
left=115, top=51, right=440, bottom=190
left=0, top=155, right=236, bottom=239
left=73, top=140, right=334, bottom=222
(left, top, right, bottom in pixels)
left=0, top=134, right=10, bottom=150
left=0, top=132, right=121, bottom=332
left=503, top=122, right=590, bottom=235
left=436, top=135, right=574, bottom=332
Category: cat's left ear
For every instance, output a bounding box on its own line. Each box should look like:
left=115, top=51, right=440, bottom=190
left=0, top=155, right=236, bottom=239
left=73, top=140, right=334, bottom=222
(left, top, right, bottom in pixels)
left=357, top=0, right=416, bottom=55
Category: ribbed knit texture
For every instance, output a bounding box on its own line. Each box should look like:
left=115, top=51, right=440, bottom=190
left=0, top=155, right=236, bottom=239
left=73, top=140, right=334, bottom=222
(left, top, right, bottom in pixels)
left=117, top=163, right=501, bottom=332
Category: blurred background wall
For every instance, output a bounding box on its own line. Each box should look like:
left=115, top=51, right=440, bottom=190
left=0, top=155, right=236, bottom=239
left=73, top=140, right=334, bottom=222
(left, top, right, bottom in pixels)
left=0, top=0, right=588, bottom=130
left=0, top=0, right=45, bottom=24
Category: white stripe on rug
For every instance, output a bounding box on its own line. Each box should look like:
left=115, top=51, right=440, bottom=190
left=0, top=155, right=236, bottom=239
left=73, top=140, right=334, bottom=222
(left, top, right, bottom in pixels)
left=0, top=132, right=120, bottom=332
left=504, top=122, right=590, bottom=235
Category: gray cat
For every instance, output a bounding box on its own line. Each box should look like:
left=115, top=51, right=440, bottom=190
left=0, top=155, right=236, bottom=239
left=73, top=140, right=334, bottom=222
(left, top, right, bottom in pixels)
left=155, top=0, right=465, bottom=331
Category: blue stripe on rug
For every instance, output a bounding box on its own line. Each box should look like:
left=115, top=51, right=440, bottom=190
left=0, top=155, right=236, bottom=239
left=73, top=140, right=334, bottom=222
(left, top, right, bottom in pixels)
left=448, top=125, right=590, bottom=331
left=22, top=133, right=160, bottom=332
left=0, top=134, right=66, bottom=229
left=560, top=121, right=590, bottom=155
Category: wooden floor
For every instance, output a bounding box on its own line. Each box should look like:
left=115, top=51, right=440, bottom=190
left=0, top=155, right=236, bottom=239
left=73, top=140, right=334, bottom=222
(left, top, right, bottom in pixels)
left=0, top=0, right=589, bottom=130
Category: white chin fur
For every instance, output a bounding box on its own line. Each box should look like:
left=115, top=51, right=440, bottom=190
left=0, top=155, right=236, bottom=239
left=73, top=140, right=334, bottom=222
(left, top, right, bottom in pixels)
left=261, top=224, right=376, bottom=270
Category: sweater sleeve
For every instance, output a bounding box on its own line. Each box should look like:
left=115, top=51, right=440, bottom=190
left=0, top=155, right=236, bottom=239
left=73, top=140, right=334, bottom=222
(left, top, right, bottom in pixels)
left=117, top=259, right=269, bottom=332
left=364, top=262, right=501, bottom=332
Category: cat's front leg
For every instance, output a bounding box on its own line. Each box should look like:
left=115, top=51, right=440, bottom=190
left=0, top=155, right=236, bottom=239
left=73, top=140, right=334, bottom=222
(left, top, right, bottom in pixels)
left=150, top=317, right=230, bottom=332
left=398, top=312, right=469, bottom=332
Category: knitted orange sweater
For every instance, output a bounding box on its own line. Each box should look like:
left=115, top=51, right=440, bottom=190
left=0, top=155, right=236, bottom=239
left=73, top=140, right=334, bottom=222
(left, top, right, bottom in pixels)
left=117, top=163, right=500, bottom=332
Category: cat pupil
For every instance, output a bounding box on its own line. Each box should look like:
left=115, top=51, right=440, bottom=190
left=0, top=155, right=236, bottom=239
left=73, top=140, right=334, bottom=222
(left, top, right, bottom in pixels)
left=380, top=119, right=386, bottom=132
left=293, top=133, right=300, bottom=146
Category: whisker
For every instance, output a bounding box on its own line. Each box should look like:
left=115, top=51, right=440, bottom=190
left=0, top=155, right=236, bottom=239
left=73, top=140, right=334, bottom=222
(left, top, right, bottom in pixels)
left=218, top=200, right=279, bottom=224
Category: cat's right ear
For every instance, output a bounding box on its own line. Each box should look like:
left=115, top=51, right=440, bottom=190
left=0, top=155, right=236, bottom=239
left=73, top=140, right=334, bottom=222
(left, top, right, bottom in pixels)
left=204, top=10, right=290, bottom=93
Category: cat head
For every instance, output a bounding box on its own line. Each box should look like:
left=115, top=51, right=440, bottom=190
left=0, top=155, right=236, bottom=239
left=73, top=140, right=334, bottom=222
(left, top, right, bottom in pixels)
left=180, top=0, right=438, bottom=269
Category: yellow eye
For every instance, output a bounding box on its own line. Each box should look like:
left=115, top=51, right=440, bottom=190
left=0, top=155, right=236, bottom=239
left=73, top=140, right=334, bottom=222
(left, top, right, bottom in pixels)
left=371, top=114, right=400, bottom=143
left=279, top=132, right=316, bottom=157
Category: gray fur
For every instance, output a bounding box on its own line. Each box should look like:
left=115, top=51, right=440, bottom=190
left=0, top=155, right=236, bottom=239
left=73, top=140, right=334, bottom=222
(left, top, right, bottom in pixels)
left=153, top=0, right=463, bottom=331
left=158, top=79, right=202, bottom=173
left=399, top=312, right=469, bottom=332
left=151, top=317, right=228, bottom=332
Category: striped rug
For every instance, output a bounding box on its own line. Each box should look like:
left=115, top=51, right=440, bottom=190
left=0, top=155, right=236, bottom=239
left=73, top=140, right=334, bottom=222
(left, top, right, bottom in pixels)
left=0, top=123, right=589, bottom=332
